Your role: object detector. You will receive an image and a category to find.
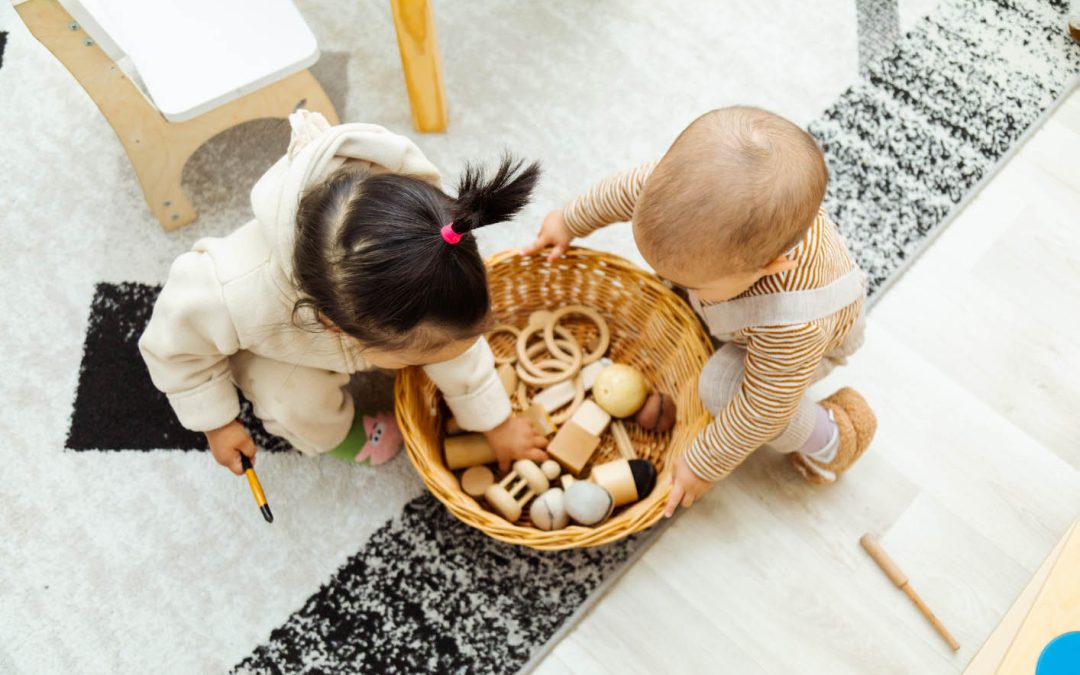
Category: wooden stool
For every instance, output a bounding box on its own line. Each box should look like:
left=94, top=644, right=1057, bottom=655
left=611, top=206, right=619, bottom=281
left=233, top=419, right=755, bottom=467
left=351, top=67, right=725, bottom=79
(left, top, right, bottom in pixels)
left=14, top=0, right=339, bottom=230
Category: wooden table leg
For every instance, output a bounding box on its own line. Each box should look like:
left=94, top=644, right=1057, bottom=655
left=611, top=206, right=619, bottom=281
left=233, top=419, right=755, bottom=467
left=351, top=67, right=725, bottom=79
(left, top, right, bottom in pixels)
left=389, top=0, right=448, bottom=133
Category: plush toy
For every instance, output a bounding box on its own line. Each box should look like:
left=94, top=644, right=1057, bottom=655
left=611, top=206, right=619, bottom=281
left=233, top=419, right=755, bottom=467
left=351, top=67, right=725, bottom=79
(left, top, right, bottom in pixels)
left=354, top=413, right=404, bottom=465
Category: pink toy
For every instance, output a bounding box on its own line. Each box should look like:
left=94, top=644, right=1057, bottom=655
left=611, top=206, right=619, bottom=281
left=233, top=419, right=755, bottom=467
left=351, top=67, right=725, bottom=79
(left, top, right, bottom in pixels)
left=355, top=413, right=404, bottom=465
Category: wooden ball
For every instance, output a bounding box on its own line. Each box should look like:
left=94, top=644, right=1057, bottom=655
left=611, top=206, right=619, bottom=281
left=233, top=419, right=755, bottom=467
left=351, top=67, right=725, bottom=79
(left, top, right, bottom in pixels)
left=565, top=481, right=614, bottom=526
left=529, top=488, right=569, bottom=530
left=635, top=392, right=677, bottom=433
left=540, top=459, right=561, bottom=481
left=460, top=465, right=495, bottom=498
left=593, top=364, right=649, bottom=418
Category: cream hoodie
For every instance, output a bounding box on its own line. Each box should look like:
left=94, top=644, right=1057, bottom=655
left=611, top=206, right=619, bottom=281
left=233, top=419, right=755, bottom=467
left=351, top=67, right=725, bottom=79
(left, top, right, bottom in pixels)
left=138, top=111, right=511, bottom=435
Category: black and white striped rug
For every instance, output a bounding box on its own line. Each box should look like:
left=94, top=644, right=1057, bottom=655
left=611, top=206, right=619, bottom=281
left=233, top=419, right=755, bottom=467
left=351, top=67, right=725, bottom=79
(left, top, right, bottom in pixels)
left=2, top=0, right=1077, bottom=673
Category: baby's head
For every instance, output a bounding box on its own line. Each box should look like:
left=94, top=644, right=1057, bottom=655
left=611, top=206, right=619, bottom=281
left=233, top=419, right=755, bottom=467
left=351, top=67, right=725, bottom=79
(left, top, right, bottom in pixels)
left=292, top=156, right=539, bottom=368
left=633, top=106, right=828, bottom=302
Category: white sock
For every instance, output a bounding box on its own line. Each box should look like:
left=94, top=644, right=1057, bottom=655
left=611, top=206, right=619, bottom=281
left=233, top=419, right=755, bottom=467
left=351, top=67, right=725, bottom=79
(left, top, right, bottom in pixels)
left=798, top=405, right=838, bottom=464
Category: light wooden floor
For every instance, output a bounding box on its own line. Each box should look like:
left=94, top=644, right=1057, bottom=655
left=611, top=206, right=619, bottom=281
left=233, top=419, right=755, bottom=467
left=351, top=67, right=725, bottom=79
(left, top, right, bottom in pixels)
left=537, top=87, right=1080, bottom=675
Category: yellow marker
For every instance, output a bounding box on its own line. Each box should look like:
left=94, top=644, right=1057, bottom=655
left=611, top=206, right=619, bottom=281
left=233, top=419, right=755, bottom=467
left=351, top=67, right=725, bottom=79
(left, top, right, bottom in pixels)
left=240, top=455, right=273, bottom=523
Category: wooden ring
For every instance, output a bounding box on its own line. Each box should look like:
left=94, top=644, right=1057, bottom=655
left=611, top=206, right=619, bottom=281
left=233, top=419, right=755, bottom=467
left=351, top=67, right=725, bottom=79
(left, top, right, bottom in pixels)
left=517, top=357, right=578, bottom=388
left=487, top=324, right=521, bottom=365
left=549, top=374, right=586, bottom=425
left=543, top=305, right=610, bottom=365
left=517, top=325, right=582, bottom=378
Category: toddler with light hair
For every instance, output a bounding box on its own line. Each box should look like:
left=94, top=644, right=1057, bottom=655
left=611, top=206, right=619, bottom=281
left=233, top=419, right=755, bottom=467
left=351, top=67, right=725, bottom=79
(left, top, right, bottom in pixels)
left=524, top=106, right=877, bottom=514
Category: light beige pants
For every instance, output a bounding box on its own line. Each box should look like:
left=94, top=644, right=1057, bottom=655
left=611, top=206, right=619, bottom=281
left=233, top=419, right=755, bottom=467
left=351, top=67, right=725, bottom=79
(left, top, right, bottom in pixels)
left=229, top=351, right=354, bottom=455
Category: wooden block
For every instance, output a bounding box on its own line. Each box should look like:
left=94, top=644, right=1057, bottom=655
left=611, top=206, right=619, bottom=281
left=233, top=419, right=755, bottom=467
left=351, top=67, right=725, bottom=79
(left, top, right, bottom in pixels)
left=573, top=400, right=611, bottom=437
left=548, top=421, right=602, bottom=476
left=995, top=520, right=1080, bottom=673
left=522, top=403, right=557, bottom=436
left=444, top=434, right=495, bottom=470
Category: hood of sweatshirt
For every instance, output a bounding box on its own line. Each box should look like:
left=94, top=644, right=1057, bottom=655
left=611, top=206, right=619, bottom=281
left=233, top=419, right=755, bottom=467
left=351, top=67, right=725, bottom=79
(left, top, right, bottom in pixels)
left=249, top=110, right=443, bottom=285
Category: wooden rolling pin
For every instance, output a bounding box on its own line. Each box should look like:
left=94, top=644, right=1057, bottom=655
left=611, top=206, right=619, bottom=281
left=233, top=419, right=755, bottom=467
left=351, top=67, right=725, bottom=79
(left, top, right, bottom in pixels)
left=860, top=533, right=961, bottom=652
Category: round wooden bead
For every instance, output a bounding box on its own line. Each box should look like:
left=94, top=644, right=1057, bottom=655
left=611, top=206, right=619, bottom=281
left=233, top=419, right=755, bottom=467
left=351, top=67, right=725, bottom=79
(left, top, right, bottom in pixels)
left=460, top=465, right=495, bottom=498
left=593, top=364, right=649, bottom=418
left=529, top=488, right=569, bottom=530
left=565, top=481, right=614, bottom=526
left=635, top=392, right=677, bottom=433
left=540, top=459, right=562, bottom=480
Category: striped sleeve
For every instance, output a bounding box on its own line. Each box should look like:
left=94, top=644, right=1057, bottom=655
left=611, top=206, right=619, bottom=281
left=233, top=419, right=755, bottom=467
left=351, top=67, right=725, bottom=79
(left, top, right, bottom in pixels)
left=683, top=322, right=831, bottom=482
left=562, top=161, right=659, bottom=238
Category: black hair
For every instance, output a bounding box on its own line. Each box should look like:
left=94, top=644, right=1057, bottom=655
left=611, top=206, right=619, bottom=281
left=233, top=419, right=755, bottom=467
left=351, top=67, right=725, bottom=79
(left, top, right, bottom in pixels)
left=293, top=155, right=540, bottom=353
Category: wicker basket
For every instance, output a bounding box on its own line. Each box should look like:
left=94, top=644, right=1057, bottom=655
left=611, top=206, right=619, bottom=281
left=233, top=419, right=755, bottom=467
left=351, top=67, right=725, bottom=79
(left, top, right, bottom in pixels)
left=396, top=248, right=713, bottom=550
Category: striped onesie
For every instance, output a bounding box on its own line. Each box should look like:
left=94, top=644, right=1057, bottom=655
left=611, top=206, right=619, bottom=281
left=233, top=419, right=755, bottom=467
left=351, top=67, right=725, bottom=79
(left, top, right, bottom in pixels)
left=564, top=163, right=865, bottom=482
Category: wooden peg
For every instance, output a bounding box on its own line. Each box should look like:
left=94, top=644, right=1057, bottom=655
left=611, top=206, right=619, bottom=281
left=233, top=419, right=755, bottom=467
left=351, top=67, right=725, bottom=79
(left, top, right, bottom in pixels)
left=610, top=420, right=636, bottom=460
left=444, top=434, right=494, bottom=470
left=860, top=533, right=960, bottom=652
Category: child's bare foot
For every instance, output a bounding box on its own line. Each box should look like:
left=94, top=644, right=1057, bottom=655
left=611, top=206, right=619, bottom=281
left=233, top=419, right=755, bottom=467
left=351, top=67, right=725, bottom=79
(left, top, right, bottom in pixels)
left=790, top=388, right=876, bottom=484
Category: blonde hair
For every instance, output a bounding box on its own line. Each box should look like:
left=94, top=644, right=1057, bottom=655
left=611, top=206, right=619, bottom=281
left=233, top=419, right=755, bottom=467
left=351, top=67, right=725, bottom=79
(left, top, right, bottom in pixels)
left=633, top=106, right=828, bottom=276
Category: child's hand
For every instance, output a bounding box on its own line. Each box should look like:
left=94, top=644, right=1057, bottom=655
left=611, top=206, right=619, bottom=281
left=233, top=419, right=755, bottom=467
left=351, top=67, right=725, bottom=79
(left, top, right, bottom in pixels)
left=663, top=453, right=716, bottom=517
left=205, top=420, right=257, bottom=476
left=483, top=416, right=549, bottom=473
left=521, top=209, right=574, bottom=262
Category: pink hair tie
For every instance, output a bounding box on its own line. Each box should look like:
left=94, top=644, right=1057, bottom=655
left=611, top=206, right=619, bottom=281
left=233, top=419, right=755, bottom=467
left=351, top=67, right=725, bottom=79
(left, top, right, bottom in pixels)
left=440, top=222, right=462, bottom=245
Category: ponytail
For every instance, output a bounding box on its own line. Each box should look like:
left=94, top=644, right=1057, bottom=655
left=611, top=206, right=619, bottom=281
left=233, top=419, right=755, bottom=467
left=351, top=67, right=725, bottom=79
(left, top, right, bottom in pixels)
left=293, top=154, right=541, bottom=353
left=450, top=155, right=540, bottom=236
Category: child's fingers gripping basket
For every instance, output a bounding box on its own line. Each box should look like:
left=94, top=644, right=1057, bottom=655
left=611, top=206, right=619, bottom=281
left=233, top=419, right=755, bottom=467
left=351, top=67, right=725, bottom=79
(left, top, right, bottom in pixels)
left=396, top=248, right=714, bottom=550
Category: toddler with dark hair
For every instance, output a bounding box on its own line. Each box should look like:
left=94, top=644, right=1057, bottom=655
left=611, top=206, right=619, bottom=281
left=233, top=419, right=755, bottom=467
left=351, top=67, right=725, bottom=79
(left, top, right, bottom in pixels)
left=525, top=106, right=877, bottom=515
left=141, top=111, right=549, bottom=475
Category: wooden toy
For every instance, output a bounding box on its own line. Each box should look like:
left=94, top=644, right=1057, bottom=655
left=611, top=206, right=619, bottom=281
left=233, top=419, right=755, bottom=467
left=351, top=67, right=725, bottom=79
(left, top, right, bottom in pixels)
left=520, top=403, right=557, bottom=437
left=529, top=487, right=569, bottom=530
left=547, top=399, right=612, bottom=475
left=559, top=474, right=576, bottom=491
left=543, top=305, right=611, bottom=365
left=444, top=434, right=494, bottom=470
left=532, top=358, right=609, bottom=419
left=515, top=327, right=582, bottom=387
left=564, top=481, right=614, bottom=526
left=483, top=459, right=550, bottom=522
left=609, top=420, right=636, bottom=460
left=593, top=364, right=649, bottom=418
left=589, top=458, right=657, bottom=507
left=860, top=533, right=960, bottom=652
left=540, top=459, right=562, bottom=480
left=460, top=465, right=495, bottom=498
left=635, top=392, right=677, bottom=433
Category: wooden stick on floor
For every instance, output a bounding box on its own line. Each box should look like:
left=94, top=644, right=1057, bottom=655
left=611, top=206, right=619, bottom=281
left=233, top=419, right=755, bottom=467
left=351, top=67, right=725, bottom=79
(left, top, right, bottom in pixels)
left=860, top=533, right=961, bottom=652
